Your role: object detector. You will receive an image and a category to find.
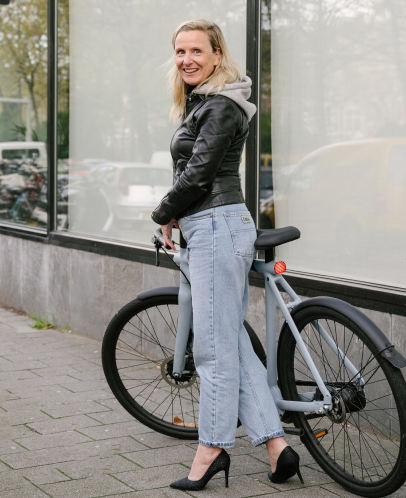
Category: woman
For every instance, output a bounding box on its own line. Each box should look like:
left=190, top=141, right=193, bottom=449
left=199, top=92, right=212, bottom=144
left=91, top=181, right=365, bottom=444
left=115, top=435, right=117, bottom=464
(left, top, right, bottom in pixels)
left=151, top=19, right=303, bottom=491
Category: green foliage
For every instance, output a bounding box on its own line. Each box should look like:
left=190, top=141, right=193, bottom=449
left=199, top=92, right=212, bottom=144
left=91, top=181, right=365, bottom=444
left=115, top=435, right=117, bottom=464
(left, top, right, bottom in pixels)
left=0, top=110, right=17, bottom=142
left=57, top=111, right=69, bottom=159
left=261, top=111, right=272, bottom=155
left=11, top=123, right=41, bottom=142
left=29, top=313, right=56, bottom=330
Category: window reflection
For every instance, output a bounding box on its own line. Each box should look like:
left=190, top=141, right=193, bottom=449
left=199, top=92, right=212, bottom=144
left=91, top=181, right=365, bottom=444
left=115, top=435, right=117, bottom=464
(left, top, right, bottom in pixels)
left=0, top=0, right=48, bottom=228
left=260, top=0, right=406, bottom=288
left=57, top=0, right=247, bottom=245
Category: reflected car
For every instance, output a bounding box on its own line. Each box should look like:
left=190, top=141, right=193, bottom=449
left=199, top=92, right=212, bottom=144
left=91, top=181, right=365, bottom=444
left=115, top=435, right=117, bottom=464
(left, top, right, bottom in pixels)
left=259, top=164, right=298, bottom=229
left=0, top=141, right=47, bottom=162
left=87, top=162, right=173, bottom=225
left=279, top=138, right=406, bottom=257
left=66, top=158, right=108, bottom=176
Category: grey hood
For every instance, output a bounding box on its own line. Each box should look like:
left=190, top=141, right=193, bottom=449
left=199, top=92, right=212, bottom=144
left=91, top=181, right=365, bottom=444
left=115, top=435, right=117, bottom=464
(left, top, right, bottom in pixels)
left=193, top=75, right=257, bottom=122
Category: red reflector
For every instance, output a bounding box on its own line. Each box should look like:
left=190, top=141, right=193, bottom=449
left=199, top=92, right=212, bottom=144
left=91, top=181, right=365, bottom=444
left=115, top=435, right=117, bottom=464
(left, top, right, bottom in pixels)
left=274, top=261, right=286, bottom=274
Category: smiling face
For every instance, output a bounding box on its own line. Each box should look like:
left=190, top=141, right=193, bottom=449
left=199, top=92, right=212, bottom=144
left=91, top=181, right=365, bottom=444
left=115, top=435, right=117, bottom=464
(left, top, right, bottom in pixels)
left=175, top=30, right=220, bottom=86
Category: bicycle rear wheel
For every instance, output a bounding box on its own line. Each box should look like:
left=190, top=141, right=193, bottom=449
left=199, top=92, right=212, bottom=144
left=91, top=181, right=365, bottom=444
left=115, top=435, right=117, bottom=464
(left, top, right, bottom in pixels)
left=278, top=305, right=406, bottom=497
left=102, top=292, right=265, bottom=440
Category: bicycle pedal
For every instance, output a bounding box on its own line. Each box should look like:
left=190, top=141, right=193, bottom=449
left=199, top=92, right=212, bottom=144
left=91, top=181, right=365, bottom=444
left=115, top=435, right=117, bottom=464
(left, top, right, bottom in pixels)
left=313, top=428, right=328, bottom=438
left=282, top=427, right=304, bottom=436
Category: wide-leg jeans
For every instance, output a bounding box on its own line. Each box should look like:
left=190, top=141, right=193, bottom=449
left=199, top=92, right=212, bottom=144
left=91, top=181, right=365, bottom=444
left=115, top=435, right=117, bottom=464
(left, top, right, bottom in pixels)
left=178, top=203, right=284, bottom=448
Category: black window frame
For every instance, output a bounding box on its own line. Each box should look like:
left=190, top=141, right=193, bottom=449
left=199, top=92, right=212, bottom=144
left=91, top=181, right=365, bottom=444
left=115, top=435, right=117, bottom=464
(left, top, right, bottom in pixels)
left=0, top=0, right=404, bottom=317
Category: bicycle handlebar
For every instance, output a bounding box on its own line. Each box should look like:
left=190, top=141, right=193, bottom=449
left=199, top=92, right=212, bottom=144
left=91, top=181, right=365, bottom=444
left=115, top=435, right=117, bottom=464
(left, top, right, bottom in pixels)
left=151, top=228, right=166, bottom=248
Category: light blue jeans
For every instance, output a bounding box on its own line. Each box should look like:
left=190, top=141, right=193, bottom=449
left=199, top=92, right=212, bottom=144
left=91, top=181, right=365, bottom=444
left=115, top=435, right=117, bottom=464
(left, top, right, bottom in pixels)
left=178, top=203, right=284, bottom=448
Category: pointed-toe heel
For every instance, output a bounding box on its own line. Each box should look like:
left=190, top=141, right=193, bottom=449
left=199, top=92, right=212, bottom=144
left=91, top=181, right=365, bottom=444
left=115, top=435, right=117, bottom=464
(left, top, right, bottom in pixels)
left=268, top=446, right=304, bottom=485
left=170, top=448, right=231, bottom=491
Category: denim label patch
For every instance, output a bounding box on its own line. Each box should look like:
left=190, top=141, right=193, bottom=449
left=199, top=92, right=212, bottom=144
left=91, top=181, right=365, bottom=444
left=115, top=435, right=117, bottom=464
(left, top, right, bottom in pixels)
left=241, top=215, right=251, bottom=223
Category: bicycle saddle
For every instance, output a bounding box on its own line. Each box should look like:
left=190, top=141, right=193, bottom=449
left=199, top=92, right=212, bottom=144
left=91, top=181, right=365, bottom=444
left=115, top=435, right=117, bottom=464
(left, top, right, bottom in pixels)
left=255, top=226, right=301, bottom=250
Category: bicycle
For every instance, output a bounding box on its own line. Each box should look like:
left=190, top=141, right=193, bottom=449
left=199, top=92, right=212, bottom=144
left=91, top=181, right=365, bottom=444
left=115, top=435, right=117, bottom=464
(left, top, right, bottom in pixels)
left=102, top=225, right=406, bottom=497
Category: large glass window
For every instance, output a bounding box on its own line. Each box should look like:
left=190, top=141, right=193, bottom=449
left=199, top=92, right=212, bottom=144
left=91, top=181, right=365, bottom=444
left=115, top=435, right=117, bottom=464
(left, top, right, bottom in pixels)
left=260, top=0, right=406, bottom=289
left=57, top=0, right=246, bottom=245
left=0, top=0, right=48, bottom=229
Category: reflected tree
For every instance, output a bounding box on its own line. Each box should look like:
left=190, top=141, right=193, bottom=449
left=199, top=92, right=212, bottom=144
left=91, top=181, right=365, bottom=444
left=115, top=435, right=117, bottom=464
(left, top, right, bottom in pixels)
left=0, top=0, right=47, bottom=138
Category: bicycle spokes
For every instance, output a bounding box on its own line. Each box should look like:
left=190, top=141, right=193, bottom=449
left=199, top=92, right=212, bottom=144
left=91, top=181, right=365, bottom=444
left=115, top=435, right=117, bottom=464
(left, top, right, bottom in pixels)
left=114, top=303, right=201, bottom=428
left=294, top=317, right=401, bottom=482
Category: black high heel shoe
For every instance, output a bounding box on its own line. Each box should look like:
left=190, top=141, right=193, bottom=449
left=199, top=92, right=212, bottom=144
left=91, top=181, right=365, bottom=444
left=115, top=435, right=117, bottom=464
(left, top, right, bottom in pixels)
left=170, top=448, right=230, bottom=491
left=268, top=446, right=304, bottom=484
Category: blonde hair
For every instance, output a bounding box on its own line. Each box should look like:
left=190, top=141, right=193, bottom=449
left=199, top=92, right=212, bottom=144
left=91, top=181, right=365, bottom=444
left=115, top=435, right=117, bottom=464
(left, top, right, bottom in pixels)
left=168, top=19, right=241, bottom=122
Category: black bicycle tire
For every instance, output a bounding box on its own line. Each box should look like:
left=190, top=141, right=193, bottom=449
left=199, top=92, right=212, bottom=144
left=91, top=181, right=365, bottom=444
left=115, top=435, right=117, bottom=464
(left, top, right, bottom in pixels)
left=277, top=304, right=406, bottom=497
left=102, top=293, right=265, bottom=440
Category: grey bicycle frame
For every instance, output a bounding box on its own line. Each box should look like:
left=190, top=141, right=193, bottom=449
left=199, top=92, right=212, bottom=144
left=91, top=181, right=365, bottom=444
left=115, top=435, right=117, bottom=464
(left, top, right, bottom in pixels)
left=172, top=248, right=364, bottom=416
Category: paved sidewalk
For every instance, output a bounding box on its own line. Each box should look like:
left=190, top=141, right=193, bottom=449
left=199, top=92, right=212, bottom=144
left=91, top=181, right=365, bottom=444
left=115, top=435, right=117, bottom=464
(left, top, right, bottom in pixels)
left=0, top=307, right=403, bottom=498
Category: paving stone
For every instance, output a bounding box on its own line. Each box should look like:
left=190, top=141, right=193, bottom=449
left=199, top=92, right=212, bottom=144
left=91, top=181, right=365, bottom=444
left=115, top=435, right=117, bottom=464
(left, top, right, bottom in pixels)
left=2, top=353, right=47, bottom=362
left=0, top=311, right=18, bottom=319
left=2, top=316, right=31, bottom=325
left=41, top=474, right=132, bottom=498
left=251, top=463, right=333, bottom=491
left=0, top=370, right=40, bottom=381
left=224, top=454, right=270, bottom=477
left=56, top=454, right=140, bottom=479
left=27, top=414, right=102, bottom=435
left=32, top=365, right=93, bottom=378
left=0, top=359, right=48, bottom=371
left=253, top=442, right=316, bottom=467
left=57, top=379, right=109, bottom=393
left=0, top=408, right=52, bottom=428
left=0, top=483, right=50, bottom=497
left=15, top=387, right=111, bottom=404
left=40, top=400, right=111, bottom=418
left=18, top=465, right=70, bottom=485
left=96, top=398, right=127, bottom=410
left=193, top=474, right=277, bottom=497
left=129, top=432, right=199, bottom=449
left=0, top=307, right=371, bottom=498
left=0, top=398, right=49, bottom=412
left=0, top=471, right=29, bottom=491
left=87, top=409, right=135, bottom=424
left=321, top=482, right=406, bottom=497
left=15, top=429, right=92, bottom=450
left=104, top=489, right=186, bottom=498
left=13, top=325, right=43, bottom=333
left=0, top=375, right=84, bottom=393
left=65, top=436, right=149, bottom=459
left=0, top=461, right=12, bottom=473
left=78, top=421, right=154, bottom=440
left=69, top=360, right=103, bottom=372
left=112, top=464, right=193, bottom=490
left=0, top=426, right=38, bottom=441
left=31, top=356, right=79, bottom=368
left=0, top=440, right=28, bottom=456
left=124, top=444, right=196, bottom=468
left=1, top=446, right=74, bottom=469
left=0, top=392, right=20, bottom=404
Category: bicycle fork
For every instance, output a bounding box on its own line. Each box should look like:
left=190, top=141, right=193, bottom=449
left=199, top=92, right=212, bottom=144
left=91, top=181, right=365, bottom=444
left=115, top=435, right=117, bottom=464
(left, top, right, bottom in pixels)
left=172, top=248, right=193, bottom=378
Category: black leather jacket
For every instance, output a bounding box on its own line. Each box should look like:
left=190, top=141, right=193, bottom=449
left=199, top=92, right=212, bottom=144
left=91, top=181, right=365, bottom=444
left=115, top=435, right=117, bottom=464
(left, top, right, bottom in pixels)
left=151, top=92, right=249, bottom=225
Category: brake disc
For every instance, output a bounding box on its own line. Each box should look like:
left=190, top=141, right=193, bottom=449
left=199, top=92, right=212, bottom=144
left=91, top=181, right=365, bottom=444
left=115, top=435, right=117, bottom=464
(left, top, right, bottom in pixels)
left=160, top=355, right=197, bottom=389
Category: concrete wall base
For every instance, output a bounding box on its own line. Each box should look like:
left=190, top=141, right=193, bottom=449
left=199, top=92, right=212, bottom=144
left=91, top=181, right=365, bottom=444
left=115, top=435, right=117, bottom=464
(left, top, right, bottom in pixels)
left=1, top=234, right=405, bottom=356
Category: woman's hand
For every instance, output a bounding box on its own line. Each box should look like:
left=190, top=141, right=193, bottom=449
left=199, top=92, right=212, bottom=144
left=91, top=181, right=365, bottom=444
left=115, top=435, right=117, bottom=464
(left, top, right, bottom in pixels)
left=161, top=219, right=179, bottom=250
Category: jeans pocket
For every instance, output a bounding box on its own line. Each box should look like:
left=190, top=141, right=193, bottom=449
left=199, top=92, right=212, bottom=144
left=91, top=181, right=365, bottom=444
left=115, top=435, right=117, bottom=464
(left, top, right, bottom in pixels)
left=183, top=211, right=213, bottom=221
left=224, top=211, right=257, bottom=257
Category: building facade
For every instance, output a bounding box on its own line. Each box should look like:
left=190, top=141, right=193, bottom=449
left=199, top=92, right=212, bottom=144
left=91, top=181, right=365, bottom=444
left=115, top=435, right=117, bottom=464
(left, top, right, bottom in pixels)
left=0, top=0, right=405, bottom=349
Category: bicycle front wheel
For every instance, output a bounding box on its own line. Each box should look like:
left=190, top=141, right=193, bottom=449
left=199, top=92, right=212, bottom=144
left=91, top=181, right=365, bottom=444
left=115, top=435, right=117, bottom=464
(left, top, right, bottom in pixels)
left=278, top=304, right=406, bottom=497
left=102, top=293, right=200, bottom=439
left=102, top=292, right=265, bottom=440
